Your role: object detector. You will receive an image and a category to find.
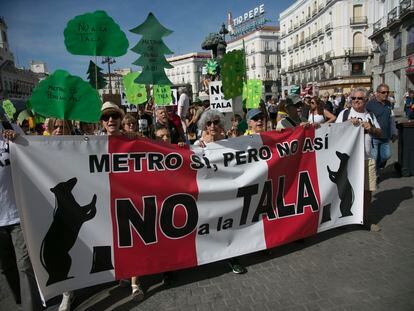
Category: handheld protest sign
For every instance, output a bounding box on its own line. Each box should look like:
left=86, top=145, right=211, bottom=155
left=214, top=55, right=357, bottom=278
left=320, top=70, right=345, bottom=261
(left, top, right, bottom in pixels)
left=64, top=10, right=129, bottom=56
left=30, top=69, right=102, bottom=122
left=245, top=80, right=262, bottom=108
left=221, top=50, right=245, bottom=100
left=153, top=85, right=172, bottom=105
left=123, top=72, right=147, bottom=105
left=130, top=13, right=173, bottom=85
left=2, top=100, right=16, bottom=120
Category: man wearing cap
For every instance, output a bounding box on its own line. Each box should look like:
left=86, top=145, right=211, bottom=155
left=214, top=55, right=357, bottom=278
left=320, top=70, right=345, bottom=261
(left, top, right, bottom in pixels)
left=276, top=95, right=308, bottom=130
left=246, top=108, right=265, bottom=134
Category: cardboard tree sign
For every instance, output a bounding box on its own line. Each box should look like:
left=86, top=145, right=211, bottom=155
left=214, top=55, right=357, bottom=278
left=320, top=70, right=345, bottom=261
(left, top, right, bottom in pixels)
left=86, top=60, right=107, bottom=89
left=123, top=71, right=147, bottom=105
left=30, top=70, right=102, bottom=122
left=221, top=50, right=245, bottom=100
left=153, top=85, right=172, bottom=105
left=130, top=13, right=173, bottom=85
left=244, top=79, right=263, bottom=108
left=2, top=100, right=16, bottom=120
left=64, top=10, right=129, bottom=56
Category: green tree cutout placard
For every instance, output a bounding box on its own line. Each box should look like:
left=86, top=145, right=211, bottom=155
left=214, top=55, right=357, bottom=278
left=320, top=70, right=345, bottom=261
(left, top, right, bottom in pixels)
left=30, top=70, right=102, bottom=122
left=86, top=60, right=107, bottom=89
left=123, top=71, right=147, bottom=105
left=244, top=80, right=263, bottom=108
left=220, top=50, right=246, bottom=100
left=64, top=10, right=129, bottom=56
left=2, top=100, right=16, bottom=120
left=130, top=13, right=173, bottom=85
left=153, top=85, right=172, bottom=105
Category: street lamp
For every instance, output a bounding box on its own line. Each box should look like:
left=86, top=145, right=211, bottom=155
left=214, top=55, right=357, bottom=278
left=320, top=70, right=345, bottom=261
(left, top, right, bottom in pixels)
left=102, top=57, right=116, bottom=94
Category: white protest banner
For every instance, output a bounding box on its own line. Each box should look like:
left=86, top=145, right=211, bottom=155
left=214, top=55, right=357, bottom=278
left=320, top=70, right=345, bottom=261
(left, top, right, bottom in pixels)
left=10, top=123, right=364, bottom=300
left=208, top=81, right=233, bottom=113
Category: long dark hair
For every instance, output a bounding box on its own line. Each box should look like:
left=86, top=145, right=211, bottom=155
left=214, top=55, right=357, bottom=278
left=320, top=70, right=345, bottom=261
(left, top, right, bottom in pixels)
left=311, top=96, right=324, bottom=115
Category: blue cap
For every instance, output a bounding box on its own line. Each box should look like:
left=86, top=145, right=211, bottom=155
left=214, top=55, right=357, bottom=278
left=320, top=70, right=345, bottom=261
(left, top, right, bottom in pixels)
left=246, top=108, right=263, bottom=121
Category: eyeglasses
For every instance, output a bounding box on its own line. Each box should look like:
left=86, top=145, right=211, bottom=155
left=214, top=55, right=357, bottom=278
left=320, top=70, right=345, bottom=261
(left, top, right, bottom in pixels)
left=351, top=97, right=365, bottom=101
left=206, top=119, right=220, bottom=127
left=379, top=91, right=389, bottom=94
left=101, top=113, right=121, bottom=121
left=251, top=114, right=264, bottom=121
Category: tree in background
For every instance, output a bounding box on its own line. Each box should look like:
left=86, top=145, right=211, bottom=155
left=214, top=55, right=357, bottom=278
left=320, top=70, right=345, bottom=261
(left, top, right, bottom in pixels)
left=86, top=60, right=107, bottom=90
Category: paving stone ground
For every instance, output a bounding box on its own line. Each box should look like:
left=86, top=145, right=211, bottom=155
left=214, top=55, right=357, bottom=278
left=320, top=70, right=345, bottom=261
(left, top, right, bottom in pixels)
left=1, top=118, right=414, bottom=311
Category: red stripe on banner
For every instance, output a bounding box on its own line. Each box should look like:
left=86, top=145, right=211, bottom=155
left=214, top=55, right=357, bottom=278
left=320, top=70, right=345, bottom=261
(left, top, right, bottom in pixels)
left=108, top=137, right=198, bottom=279
left=260, top=128, right=321, bottom=248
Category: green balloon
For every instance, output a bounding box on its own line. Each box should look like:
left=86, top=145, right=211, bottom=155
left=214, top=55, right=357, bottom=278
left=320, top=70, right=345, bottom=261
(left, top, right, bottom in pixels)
left=30, top=69, right=102, bottom=122
left=2, top=100, right=16, bottom=120
left=64, top=10, right=129, bottom=56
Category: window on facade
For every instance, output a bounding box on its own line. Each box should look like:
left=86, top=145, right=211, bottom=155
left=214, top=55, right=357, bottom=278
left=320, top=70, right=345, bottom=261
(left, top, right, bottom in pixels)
left=353, top=5, right=363, bottom=17
left=265, top=54, right=270, bottom=63
left=351, top=62, right=364, bottom=75
left=353, top=32, right=364, bottom=53
left=2, top=30, right=7, bottom=43
left=407, top=26, right=414, bottom=55
left=265, top=41, right=270, bottom=51
left=394, top=32, right=402, bottom=59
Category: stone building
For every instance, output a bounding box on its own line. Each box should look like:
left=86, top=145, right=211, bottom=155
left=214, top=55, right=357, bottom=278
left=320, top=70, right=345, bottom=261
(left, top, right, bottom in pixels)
left=370, top=0, right=414, bottom=107
left=280, top=0, right=376, bottom=96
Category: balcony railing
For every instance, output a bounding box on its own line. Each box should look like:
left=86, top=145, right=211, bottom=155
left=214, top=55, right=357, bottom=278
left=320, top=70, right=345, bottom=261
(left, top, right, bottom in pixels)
left=387, top=7, right=399, bottom=25
left=325, top=51, right=332, bottom=60
left=317, top=55, right=323, bottom=61
left=317, top=29, right=324, bottom=36
left=346, top=47, right=371, bottom=57
left=299, top=39, right=305, bottom=45
left=401, top=0, right=413, bottom=16
left=288, top=26, right=293, bottom=33
left=325, top=23, right=332, bottom=31
left=265, top=62, right=273, bottom=67
left=312, top=9, right=317, bottom=16
left=288, top=46, right=293, bottom=52
left=311, top=32, right=317, bottom=39
left=350, top=16, right=368, bottom=25
left=251, top=65, right=256, bottom=69
left=300, top=19, right=305, bottom=26
left=293, top=42, right=299, bottom=49
left=319, top=3, right=325, bottom=11
left=305, top=59, right=311, bottom=65
left=306, top=15, right=311, bottom=21
left=305, top=36, right=311, bottom=43
left=373, top=19, right=383, bottom=33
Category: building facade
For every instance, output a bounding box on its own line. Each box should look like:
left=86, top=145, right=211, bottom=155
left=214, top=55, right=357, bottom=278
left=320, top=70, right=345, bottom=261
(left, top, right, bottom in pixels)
left=280, top=0, right=376, bottom=96
left=370, top=0, right=414, bottom=107
left=226, top=26, right=281, bottom=100
left=0, top=17, right=39, bottom=101
left=165, top=52, right=211, bottom=100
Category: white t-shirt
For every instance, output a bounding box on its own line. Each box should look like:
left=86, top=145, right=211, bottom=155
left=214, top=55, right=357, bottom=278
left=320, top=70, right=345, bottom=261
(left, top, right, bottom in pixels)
left=336, top=108, right=381, bottom=159
left=177, top=93, right=189, bottom=120
left=0, top=124, right=20, bottom=226
left=308, top=113, right=325, bottom=124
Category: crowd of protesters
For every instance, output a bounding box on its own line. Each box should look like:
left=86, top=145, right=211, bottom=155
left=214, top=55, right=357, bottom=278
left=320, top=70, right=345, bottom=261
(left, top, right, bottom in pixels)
left=0, top=83, right=404, bottom=310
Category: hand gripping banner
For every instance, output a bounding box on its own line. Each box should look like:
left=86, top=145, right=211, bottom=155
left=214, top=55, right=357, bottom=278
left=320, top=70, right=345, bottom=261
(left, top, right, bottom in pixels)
left=10, top=122, right=364, bottom=300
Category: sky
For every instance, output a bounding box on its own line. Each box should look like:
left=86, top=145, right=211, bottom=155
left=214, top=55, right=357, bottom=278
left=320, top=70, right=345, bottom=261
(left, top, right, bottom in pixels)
left=2, top=0, right=294, bottom=79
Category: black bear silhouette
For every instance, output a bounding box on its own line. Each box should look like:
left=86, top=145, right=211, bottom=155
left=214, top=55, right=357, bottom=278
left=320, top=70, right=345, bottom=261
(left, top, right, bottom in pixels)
left=40, top=177, right=97, bottom=286
left=327, top=151, right=354, bottom=218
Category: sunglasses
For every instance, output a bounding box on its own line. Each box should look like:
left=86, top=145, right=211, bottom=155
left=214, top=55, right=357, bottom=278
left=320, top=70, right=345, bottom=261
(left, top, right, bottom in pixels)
left=206, top=119, right=220, bottom=127
left=351, top=97, right=365, bottom=100
left=379, top=91, right=389, bottom=94
left=101, top=113, right=121, bottom=121
left=251, top=114, right=264, bottom=121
